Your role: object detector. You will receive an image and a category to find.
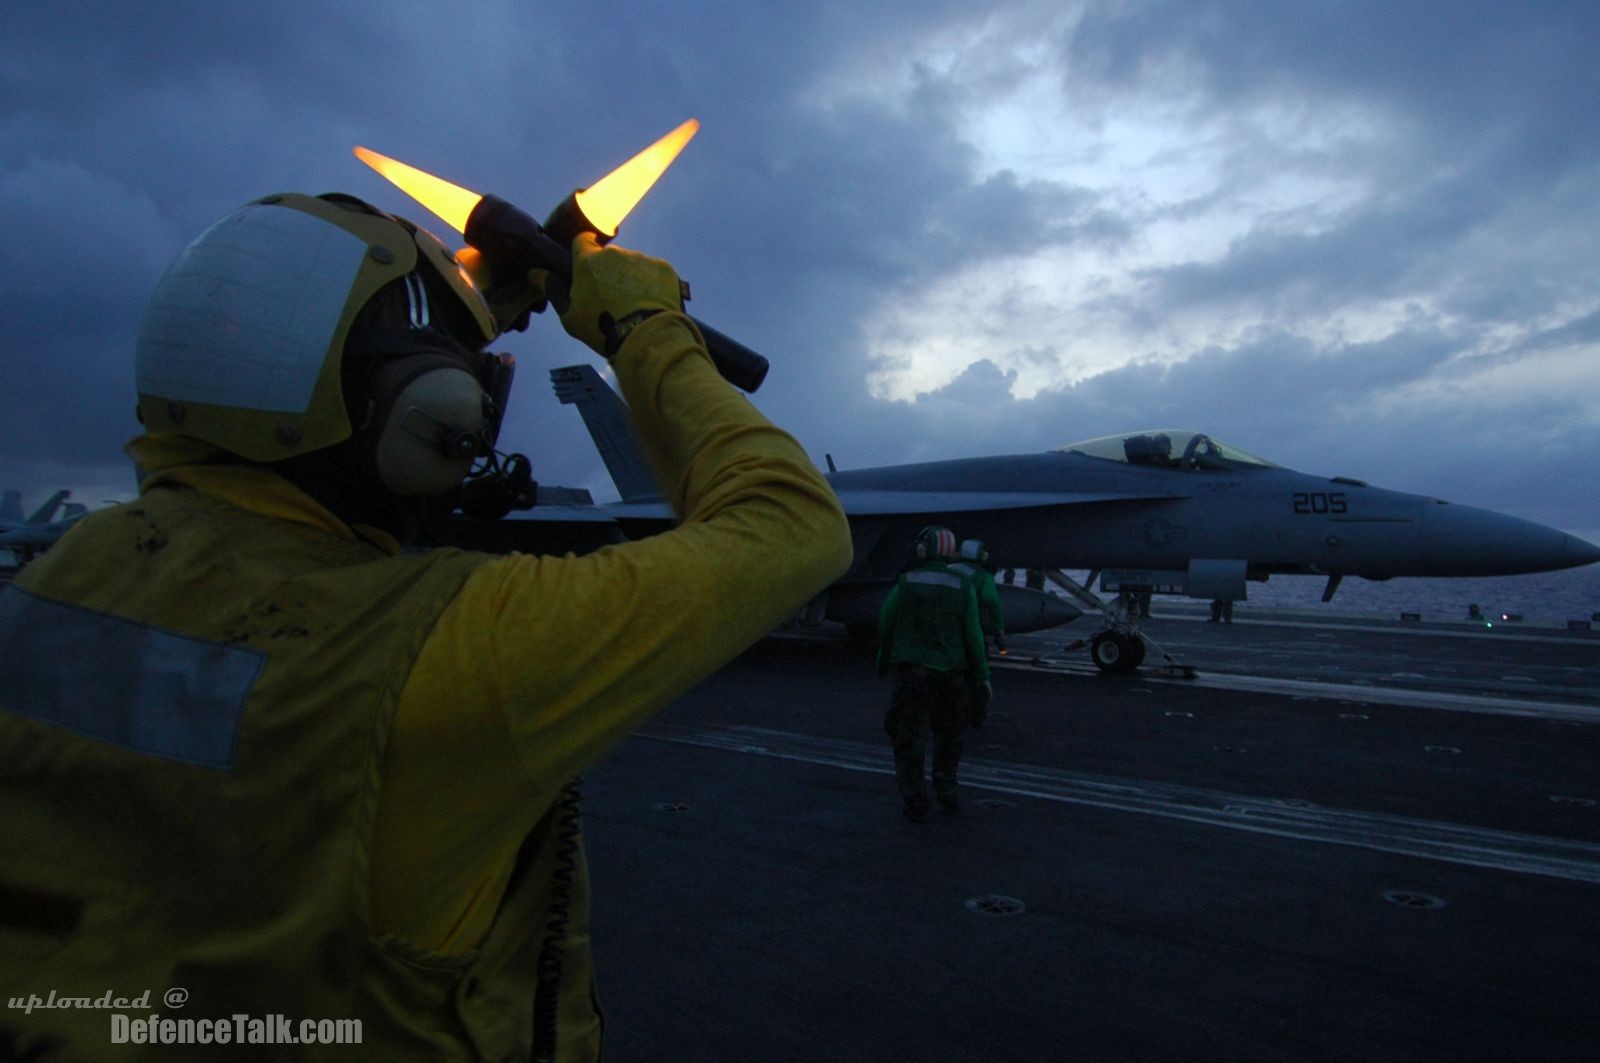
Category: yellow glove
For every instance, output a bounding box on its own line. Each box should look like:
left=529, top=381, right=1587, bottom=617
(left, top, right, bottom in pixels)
left=555, top=232, right=684, bottom=358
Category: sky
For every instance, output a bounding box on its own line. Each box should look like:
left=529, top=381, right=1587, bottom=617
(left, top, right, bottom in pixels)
left=3, top=0, right=1598, bottom=544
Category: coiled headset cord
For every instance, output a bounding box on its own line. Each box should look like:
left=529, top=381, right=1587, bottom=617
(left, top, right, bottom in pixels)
left=531, top=778, right=584, bottom=1063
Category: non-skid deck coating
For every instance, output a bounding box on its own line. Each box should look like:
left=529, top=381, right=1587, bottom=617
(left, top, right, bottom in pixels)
left=583, top=615, right=1600, bottom=1062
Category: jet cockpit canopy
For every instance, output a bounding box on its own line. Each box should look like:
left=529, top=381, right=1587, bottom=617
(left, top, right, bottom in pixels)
left=1055, top=430, right=1280, bottom=472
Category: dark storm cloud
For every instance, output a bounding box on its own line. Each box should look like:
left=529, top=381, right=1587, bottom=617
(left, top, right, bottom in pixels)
left=922, top=359, right=1020, bottom=407
left=867, top=325, right=1596, bottom=535
left=2, top=1, right=1596, bottom=543
left=1138, top=194, right=1461, bottom=317
left=0, top=156, right=172, bottom=475
left=1070, top=3, right=1600, bottom=316
left=935, top=170, right=1130, bottom=261
left=1134, top=160, right=1597, bottom=338
left=0, top=3, right=596, bottom=496
left=1066, top=1, right=1600, bottom=148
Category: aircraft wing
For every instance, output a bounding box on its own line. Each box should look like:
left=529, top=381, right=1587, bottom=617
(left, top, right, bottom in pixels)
left=518, top=492, right=1173, bottom=523
left=514, top=501, right=676, bottom=522
left=832, top=489, right=1179, bottom=516
left=510, top=504, right=635, bottom=524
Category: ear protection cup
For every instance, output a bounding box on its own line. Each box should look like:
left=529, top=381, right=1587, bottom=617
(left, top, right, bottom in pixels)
left=366, top=354, right=493, bottom=496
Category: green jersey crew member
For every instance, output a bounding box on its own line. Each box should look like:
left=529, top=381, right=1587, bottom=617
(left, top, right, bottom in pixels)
left=0, top=192, right=851, bottom=1060
left=875, top=526, right=990, bottom=821
left=949, top=537, right=1006, bottom=728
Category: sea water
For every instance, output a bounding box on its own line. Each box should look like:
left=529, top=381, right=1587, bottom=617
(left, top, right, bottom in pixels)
left=1241, top=566, right=1600, bottom=622
left=1062, top=565, right=1600, bottom=624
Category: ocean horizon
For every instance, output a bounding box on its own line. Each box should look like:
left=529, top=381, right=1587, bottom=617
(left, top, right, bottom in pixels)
left=1059, top=564, right=1600, bottom=626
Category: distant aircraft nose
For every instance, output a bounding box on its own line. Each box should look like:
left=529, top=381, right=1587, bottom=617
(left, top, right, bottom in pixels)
left=1419, top=502, right=1600, bottom=576
left=1564, top=531, right=1600, bottom=568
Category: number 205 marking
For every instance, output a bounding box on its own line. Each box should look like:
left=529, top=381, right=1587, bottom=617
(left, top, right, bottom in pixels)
left=1293, top=491, right=1347, bottom=515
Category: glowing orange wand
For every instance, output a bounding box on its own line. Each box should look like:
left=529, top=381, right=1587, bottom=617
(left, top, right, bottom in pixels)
left=354, top=121, right=768, bottom=392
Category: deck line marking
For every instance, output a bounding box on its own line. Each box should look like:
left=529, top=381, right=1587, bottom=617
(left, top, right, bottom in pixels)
left=638, top=722, right=1600, bottom=885
left=990, top=657, right=1600, bottom=721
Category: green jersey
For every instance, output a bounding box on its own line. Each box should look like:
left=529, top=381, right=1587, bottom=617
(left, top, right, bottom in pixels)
left=947, top=561, right=1006, bottom=638
left=876, top=561, right=990, bottom=681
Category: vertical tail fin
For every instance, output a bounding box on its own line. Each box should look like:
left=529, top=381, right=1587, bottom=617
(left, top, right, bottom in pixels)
left=26, top=490, right=70, bottom=525
left=549, top=366, right=659, bottom=501
left=0, top=490, right=21, bottom=524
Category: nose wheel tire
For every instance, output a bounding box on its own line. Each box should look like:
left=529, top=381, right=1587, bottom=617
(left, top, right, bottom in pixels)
left=1091, top=631, right=1145, bottom=673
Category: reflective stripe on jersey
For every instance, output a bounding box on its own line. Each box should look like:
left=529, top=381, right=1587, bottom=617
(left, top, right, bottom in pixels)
left=905, top=570, right=964, bottom=591
left=0, top=586, right=265, bottom=769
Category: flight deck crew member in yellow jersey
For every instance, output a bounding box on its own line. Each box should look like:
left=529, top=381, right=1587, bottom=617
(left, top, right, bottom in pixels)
left=0, top=193, right=850, bottom=1061
left=876, top=525, right=990, bottom=821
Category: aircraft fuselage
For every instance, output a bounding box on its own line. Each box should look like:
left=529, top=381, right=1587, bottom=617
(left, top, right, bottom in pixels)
left=829, top=450, right=1597, bottom=587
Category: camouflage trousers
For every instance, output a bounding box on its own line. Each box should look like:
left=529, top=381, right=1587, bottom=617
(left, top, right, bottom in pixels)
left=884, top=664, right=970, bottom=803
left=966, top=675, right=991, bottom=727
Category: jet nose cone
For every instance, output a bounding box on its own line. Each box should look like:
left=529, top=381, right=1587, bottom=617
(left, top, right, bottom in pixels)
left=1564, top=532, right=1600, bottom=568
left=1421, top=503, right=1600, bottom=576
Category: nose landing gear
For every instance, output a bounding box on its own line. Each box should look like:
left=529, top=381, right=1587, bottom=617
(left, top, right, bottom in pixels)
left=1040, top=569, right=1193, bottom=677
left=1090, top=630, right=1147, bottom=673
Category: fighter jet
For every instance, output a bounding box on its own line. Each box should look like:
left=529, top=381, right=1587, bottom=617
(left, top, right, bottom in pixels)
left=530, top=365, right=1083, bottom=637
left=821, top=428, right=1599, bottom=669
left=0, top=489, right=86, bottom=564
left=443, top=366, right=1600, bottom=672
left=1, top=489, right=71, bottom=532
